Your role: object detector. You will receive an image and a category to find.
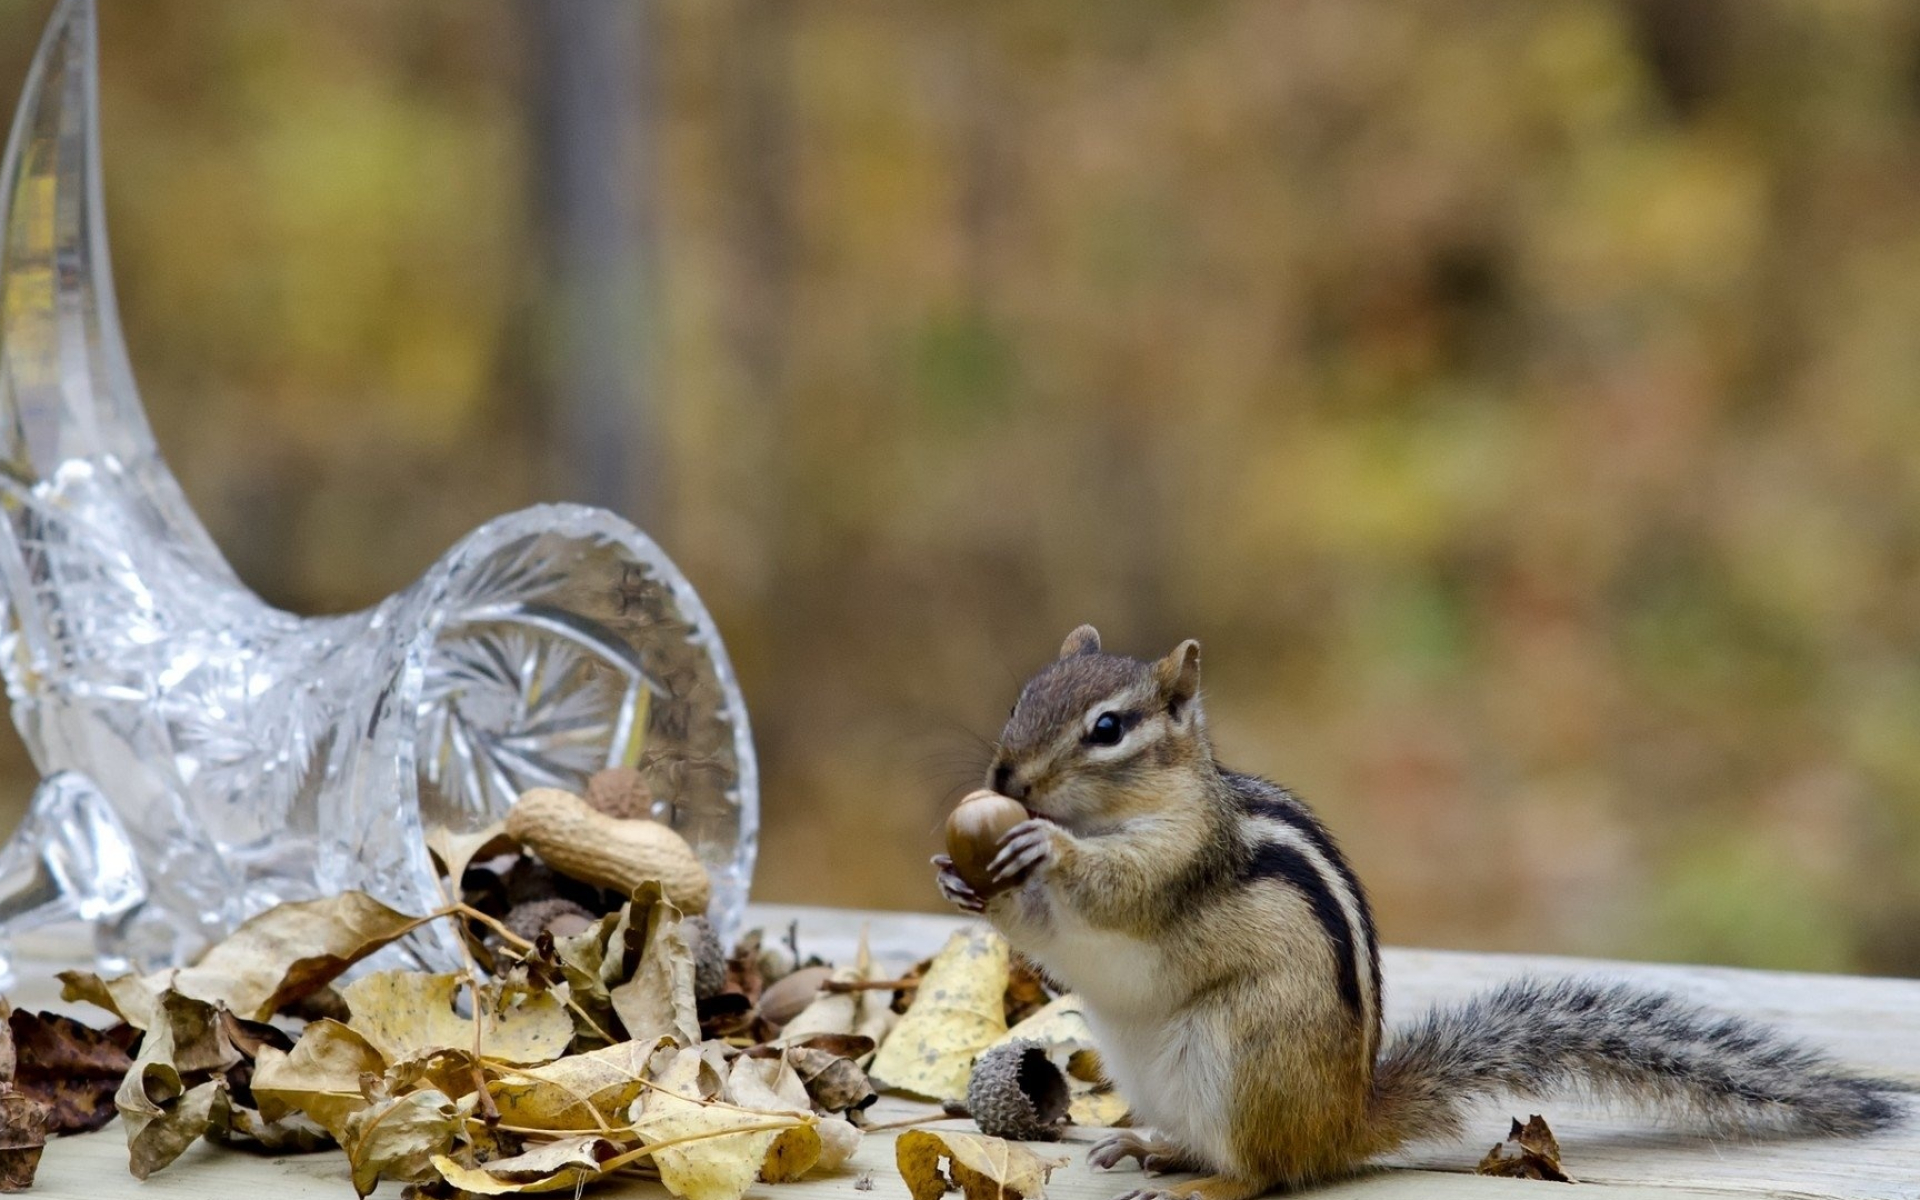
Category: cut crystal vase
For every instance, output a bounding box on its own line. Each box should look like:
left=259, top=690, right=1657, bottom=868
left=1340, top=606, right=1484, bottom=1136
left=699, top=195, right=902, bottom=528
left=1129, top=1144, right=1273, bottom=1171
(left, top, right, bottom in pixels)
left=0, top=0, right=758, bottom=976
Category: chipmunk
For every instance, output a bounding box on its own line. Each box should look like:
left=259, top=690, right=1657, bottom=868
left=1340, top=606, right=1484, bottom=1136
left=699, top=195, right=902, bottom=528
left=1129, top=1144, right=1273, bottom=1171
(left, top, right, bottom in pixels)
left=933, top=626, right=1908, bottom=1200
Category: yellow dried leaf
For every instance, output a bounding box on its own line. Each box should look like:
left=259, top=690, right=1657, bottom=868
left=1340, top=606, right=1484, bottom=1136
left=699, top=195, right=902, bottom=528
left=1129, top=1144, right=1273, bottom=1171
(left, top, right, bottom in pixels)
left=632, top=1071, right=812, bottom=1200
left=340, top=1087, right=462, bottom=1197
left=725, top=1055, right=821, bottom=1183
left=997, top=994, right=1095, bottom=1053
left=1067, top=1090, right=1128, bottom=1128
left=895, top=1130, right=1066, bottom=1200
left=164, top=892, right=424, bottom=1020
left=610, top=890, right=700, bottom=1046
left=57, top=970, right=159, bottom=1031
left=427, top=821, right=515, bottom=885
left=779, top=966, right=860, bottom=1042
left=342, top=971, right=572, bottom=1066
left=869, top=927, right=1010, bottom=1103
left=429, top=1135, right=619, bottom=1194
left=851, top=936, right=898, bottom=1057
left=489, top=1040, right=657, bottom=1132
left=251, top=1019, right=387, bottom=1139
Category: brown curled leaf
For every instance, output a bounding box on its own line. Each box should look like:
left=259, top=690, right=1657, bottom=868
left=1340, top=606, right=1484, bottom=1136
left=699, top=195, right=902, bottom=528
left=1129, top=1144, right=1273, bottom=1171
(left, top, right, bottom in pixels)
left=1475, top=1114, right=1573, bottom=1182
left=8, top=1009, right=136, bottom=1134
left=0, top=1091, right=49, bottom=1193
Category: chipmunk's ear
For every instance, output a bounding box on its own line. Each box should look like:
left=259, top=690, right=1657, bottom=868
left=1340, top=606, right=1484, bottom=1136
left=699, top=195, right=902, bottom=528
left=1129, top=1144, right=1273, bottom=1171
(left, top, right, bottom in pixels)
left=1155, top=639, right=1202, bottom=714
left=1059, top=624, right=1102, bottom=659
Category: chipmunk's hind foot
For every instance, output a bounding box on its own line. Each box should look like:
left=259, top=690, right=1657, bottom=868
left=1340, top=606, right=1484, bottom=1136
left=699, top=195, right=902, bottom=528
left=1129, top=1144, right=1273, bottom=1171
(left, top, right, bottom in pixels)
left=1110, top=1174, right=1269, bottom=1200
left=1088, top=1130, right=1206, bottom=1174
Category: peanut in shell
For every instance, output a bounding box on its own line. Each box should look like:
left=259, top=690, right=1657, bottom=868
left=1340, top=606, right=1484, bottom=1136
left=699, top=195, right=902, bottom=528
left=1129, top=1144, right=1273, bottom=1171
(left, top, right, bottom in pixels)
left=505, top=786, right=711, bottom=914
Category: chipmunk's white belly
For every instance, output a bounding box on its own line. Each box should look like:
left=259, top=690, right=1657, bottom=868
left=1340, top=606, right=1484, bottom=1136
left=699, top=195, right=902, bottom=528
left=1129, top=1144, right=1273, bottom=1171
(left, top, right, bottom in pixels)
left=1084, top=1005, right=1238, bottom=1171
left=1018, top=906, right=1167, bottom=1018
left=1012, top=911, right=1239, bottom=1171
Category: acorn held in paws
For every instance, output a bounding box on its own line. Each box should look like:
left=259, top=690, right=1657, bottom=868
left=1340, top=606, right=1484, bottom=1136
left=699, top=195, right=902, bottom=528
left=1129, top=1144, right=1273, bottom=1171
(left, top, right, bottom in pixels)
left=944, top=790, right=1030, bottom=896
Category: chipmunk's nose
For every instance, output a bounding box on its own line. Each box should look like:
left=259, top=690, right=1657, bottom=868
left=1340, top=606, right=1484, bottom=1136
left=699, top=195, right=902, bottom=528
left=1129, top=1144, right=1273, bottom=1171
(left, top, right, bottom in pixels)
left=992, top=763, right=1029, bottom=801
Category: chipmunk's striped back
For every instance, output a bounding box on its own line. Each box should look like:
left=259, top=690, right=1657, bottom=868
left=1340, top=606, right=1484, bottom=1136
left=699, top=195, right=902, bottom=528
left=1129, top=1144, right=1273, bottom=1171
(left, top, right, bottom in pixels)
left=1225, top=770, right=1383, bottom=1071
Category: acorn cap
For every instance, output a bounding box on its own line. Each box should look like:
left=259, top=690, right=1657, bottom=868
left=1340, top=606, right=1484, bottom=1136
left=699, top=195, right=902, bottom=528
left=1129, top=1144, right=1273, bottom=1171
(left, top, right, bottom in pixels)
left=967, top=1039, right=1069, bottom=1142
left=684, top=914, right=727, bottom=1000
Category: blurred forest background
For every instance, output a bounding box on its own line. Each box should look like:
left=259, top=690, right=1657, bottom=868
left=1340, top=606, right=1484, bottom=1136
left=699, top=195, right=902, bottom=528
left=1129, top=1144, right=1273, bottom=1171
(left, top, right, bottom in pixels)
left=3, top=0, right=1920, bottom=975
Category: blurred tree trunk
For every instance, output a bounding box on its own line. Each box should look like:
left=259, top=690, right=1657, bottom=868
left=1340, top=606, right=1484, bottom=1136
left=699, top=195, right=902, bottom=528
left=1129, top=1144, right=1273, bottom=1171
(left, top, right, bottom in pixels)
left=526, top=0, right=655, bottom=520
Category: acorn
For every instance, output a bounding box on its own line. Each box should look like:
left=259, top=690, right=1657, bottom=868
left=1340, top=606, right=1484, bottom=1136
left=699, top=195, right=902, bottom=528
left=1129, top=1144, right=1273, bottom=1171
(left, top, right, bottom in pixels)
left=585, top=766, right=656, bottom=821
left=758, top=964, right=834, bottom=1028
left=684, top=915, right=727, bottom=1001
left=944, top=790, right=1031, bottom=896
left=967, top=1039, right=1069, bottom=1141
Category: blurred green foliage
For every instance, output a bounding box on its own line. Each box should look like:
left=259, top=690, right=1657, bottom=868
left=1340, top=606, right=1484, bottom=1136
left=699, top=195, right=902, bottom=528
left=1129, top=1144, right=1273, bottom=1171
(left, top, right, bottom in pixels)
left=3, top=0, right=1920, bottom=973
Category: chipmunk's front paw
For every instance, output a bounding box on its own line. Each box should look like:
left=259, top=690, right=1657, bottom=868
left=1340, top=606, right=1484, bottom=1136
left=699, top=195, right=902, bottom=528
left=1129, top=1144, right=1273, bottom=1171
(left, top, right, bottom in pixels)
left=931, top=854, right=986, bottom=913
left=988, top=818, right=1058, bottom=888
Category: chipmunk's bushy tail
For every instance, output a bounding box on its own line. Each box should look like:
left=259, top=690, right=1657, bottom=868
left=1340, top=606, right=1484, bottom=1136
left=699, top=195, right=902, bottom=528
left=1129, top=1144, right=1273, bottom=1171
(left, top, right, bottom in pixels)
left=1366, top=976, right=1909, bottom=1151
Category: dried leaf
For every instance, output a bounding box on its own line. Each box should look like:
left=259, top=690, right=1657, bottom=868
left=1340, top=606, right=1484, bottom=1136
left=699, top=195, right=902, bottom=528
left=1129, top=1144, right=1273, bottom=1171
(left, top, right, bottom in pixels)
left=489, top=1039, right=658, bottom=1132
left=725, top=1055, right=822, bottom=1182
left=997, top=994, right=1094, bottom=1053
left=342, top=971, right=572, bottom=1066
left=430, top=1136, right=620, bottom=1194
left=123, top=1078, right=227, bottom=1181
left=57, top=970, right=159, bottom=1031
left=251, top=1019, right=387, bottom=1139
left=814, top=1115, right=863, bottom=1172
left=773, top=1044, right=876, bottom=1115
left=427, top=821, right=516, bottom=886
left=0, top=1091, right=49, bottom=1193
left=340, top=1087, right=462, bottom=1197
left=214, top=1105, right=333, bottom=1153
left=723, top=930, right=765, bottom=1006
left=1067, top=1090, right=1129, bottom=1127
left=163, top=892, right=424, bottom=1021
left=759, top=1121, right=824, bottom=1184
left=726, top=1054, right=812, bottom=1114
left=869, top=927, right=1010, bottom=1103
left=8, top=1009, right=135, bottom=1134
left=896, top=1129, right=1066, bottom=1200
left=114, top=991, right=241, bottom=1178
left=384, top=1046, right=482, bottom=1104
left=633, top=1057, right=812, bottom=1200
left=851, top=942, right=899, bottom=1056
left=1004, top=956, right=1052, bottom=1026
left=779, top=967, right=860, bottom=1043
left=551, top=912, right=623, bottom=1044
left=1475, top=1114, right=1573, bottom=1182
left=609, top=887, right=700, bottom=1047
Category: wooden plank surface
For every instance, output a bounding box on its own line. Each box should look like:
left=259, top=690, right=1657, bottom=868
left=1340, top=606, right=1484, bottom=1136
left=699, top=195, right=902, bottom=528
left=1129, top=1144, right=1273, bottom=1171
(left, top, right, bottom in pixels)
left=13, top=904, right=1920, bottom=1200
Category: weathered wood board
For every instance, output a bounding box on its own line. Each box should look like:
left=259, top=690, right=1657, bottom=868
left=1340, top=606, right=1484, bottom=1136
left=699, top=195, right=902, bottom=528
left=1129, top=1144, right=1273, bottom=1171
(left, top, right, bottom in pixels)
left=13, top=904, right=1920, bottom=1200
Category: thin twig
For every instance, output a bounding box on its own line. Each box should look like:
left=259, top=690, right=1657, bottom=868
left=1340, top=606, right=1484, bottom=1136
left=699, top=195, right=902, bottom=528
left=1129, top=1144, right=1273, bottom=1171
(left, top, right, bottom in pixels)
left=823, top=978, right=921, bottom=993
left=859, top=1110, right=966, bottom=1132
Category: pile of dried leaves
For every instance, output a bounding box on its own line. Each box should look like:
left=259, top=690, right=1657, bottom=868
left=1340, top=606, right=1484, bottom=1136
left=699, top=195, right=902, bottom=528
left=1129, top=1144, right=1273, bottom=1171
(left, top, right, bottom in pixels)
left=0, top=795, right=1113, bottom=1198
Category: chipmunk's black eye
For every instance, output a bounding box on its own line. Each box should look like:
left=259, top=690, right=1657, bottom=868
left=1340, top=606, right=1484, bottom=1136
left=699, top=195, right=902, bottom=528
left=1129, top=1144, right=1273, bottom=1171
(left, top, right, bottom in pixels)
left=1088, top=712, right=1124, bottom=746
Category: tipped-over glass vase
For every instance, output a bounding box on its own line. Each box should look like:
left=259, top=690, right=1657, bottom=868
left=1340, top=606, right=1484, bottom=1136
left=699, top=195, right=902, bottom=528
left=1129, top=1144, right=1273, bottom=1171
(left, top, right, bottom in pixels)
left=0, top=0, right=757, bottom=978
